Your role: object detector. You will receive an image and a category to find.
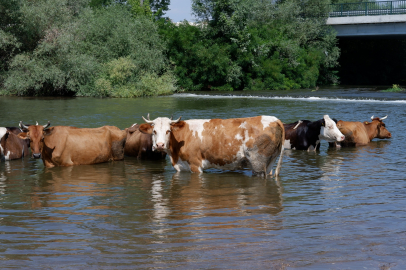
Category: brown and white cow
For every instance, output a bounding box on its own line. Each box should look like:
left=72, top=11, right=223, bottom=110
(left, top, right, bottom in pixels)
left=329, top=115, right=392, bottom=147
left=124, top=123, right=166, bottom=160
left=0, top=127, right=30, bottom=161
left=138, top=115, right=285, bottom=177
left=18, top=121, right=127, bottom=167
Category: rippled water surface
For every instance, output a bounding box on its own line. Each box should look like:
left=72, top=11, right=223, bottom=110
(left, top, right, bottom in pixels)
left=1, top=88, right=406, bottom=269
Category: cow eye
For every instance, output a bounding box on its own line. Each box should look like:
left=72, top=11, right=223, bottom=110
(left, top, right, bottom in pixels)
left=166, top=130, right=171, bottom=134
left=153, top=130, right=157, bottom=134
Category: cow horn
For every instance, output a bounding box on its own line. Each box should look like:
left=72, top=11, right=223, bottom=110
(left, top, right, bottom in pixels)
left=43, top=121, right=51, bottom=130
left=170, top=114, right=173, bottom=120
left=171, top=116, right=182, bottom=124
left=19, top=121, right=29, bottom=130
left=142, top=114, right=153, bottom=124
left=380, top=115, right=388, bottom=120
left=36, top=121, right=39, bottom=125
left=371, top=115, right=374, bottom=120
left=293, top=120, right=303, bottom=130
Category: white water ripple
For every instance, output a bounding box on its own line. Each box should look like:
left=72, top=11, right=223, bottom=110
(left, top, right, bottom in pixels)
left=174, top=93, right=406, bottom=104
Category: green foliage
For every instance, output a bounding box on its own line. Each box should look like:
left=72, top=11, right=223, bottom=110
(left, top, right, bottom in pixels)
left=89, top=0, right=168, bottom=19
left=382, top=84, right=405, bottom=93
left=128, top=0, right=152, bottom=17
left=1, top=0, right=341, bottom=95
left=159, top=0, right=339, bottom=91
left=1, top=1, right=176, bottom=96
left=92, top=57, right=176, bottom=97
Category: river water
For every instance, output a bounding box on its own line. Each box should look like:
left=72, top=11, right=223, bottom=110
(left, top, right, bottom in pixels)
left=0, top=87, right=405, bottom=269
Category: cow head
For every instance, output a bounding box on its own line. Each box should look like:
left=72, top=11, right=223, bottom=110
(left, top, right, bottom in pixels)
left=138, top=114, right=182, bottom=152
left=319, top=115, right=345, bottom=142
left=18, top=121, right=51, bottom=159
left=0, top=127, right=9, bottom=157
left=366, top=115, right=392, bottom=139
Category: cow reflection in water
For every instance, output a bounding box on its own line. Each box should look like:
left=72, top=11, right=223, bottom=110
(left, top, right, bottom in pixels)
left=323, top=140, right=391, bottom=181
left=155, top=172, right=284, bottom=230
left=28, top=163, right=130, bottom=209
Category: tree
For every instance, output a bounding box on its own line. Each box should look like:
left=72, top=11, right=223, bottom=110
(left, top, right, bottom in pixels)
left=1, top=2, right=176, bottom=96
left=159, top=0, right=340, bottom=91
left=150, top=0, right=170, bottom=19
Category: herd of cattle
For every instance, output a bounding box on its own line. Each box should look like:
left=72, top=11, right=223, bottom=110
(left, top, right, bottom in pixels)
left=0, top=114, right=391, bottom=177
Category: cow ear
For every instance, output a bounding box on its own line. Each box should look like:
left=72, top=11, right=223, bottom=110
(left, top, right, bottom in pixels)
left=44, top=127, right=54, bottom=136
left=139, top=124, right=153, bottom=134
left=364, top=121, right=370, bottom=125
left=127, top=124, right=138, bottom=134
left=18, top=132, right=29, bottom=140
left=170, top=121, right=185, bottom=131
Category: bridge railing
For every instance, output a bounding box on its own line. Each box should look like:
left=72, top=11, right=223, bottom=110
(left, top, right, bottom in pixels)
left=329, top=1, right=406, bottom=17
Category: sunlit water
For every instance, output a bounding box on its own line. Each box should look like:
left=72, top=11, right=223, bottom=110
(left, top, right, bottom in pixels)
left=1, top=87, right=405, bottom=269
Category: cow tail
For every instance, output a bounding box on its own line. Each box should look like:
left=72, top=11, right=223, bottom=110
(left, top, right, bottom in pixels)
left=275, top=120, right=285, bottom=177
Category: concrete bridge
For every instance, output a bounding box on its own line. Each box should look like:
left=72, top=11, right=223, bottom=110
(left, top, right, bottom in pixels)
left=327, top=1, right=406, bottom=37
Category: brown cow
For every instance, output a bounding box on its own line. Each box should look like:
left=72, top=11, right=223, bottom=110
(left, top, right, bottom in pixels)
left=139, top=115, right=285, bottom=177
left=0, top=127, right=30, bottom=161
left=124, top=123, right=166, bottom=160
left=329, top=115, right=392, bottom=147
left=18, top=122, right=126, bottom=167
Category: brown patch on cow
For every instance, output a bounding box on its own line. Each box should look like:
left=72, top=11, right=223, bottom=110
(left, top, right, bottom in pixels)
left=171, top=121, right=186, bottom=131
left=169, top=121, right=187, bottom=162
left=139, top=124, right=153, bottom=134
left=255, top=126, right=282, bottom=156
left=111, top=138, right=126, bottom=160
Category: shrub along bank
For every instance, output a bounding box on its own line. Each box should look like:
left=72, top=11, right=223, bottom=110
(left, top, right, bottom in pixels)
left=0, top=0, right=340, bottom=96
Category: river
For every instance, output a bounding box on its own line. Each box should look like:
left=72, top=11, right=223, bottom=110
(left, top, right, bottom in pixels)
left=0, top=87, right=405, bottom=269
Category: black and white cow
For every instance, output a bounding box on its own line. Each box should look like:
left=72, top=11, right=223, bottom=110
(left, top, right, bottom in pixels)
left=283, top=115, right=345, bottom=151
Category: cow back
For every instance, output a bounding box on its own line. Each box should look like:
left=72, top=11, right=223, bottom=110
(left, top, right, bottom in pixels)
left=336, top=121, right=369, bottom=146
left=169, top=116, right=284, bottom=173
left=42, top=126, right=126, bottom=167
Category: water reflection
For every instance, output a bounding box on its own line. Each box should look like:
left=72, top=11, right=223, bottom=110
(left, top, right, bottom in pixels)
left=168, top=172, right=284, bottom=228
left=0, top=92, right=406, bottom=268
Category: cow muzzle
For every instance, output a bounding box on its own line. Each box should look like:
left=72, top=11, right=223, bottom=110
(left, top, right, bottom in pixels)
left=153, top=142, right=165, bottom=151
left=337, top=135, right=345, bottom=142
left=33, top=153, right=41, bottom=159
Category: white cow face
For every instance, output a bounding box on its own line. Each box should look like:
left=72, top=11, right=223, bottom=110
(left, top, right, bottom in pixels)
left=139, top=116, right=182, bottom=152
left=0, top=127, right=8, bottom=157
left=150, top=117, right=173, bottom=151
left=319, top=115, right=345, bottom=142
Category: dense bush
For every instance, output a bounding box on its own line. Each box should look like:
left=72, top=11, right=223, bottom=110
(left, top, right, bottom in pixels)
left=1, top=0, right=341, bottom=96
left=0, top=0, right=176, bottom=97
left=159, top=0, right=340, bottom=91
